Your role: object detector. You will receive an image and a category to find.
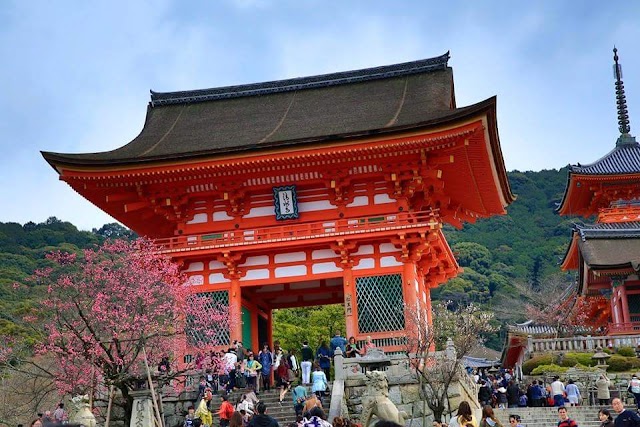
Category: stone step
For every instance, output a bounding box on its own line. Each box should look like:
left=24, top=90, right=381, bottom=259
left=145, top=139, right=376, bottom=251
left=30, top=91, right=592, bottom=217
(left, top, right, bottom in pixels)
left=492, top=406, right=616, bottom=427
left=190, top=386, right=329, bottom=427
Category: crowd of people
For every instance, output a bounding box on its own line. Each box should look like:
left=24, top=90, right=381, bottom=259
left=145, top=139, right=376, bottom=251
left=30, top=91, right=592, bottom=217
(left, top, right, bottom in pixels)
left=188, top=332, right=379, bottom=427
left=26, top=404, right=67, bottom=427
left=473, top=369, right=616, bottom=409
left=441, top=398, right=640, bottom=427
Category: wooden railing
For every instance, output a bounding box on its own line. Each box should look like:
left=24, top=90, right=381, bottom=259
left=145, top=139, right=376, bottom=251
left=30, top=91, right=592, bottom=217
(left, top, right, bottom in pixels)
left=154, top=209, right=440, bottom=253
left=529, top=333, right=640, bottom=353
left=608, top=322, right=640, bottom=334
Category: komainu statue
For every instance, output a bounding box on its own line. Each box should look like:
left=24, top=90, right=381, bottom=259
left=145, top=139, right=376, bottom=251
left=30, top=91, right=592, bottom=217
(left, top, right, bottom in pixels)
left=361, top=370, right=407, bottom=427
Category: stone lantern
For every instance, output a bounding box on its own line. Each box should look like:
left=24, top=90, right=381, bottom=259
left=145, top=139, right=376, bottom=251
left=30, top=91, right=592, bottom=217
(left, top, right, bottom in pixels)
left=592, top=347, right=611, bottom=371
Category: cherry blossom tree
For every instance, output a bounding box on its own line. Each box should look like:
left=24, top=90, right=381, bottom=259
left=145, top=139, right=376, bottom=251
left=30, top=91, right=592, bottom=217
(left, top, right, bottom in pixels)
left=519, top=276, right=608, bottom=336
left=9, top=239, right=230, bottom=425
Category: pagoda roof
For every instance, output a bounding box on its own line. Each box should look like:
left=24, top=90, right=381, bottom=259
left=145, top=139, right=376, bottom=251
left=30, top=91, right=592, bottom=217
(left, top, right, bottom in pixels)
left=578, top=237, right=640, bottom=270
left=562, top=221, right=640, bottom=271
left=556, top=141, right=640, bottom=216
left=567, top=142, right=640, bottom=175
left=42, top=52, right=471, bottom=168
left=575, top=221, right=640, bottom=239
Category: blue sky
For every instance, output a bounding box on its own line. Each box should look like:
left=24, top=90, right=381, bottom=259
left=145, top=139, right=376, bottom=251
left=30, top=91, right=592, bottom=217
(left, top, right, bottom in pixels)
left=1, top=1, right=639, bottom=230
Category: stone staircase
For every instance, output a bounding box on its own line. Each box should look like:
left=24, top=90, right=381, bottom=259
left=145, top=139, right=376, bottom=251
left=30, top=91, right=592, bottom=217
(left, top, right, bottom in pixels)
left=493, top=406, right=608, bottom=427
left=201, top=385, right=327, bottom=427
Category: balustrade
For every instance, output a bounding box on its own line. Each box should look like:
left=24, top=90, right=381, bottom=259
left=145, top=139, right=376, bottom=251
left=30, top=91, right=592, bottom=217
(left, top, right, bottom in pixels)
left=154, top=210, right=439, bottom=253
left=529, top=333, right=640, bottom=353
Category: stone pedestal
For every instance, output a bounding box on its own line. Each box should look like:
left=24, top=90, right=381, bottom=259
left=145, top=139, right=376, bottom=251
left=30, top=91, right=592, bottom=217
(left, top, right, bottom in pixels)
left=130, top=390, right=156, bottom=427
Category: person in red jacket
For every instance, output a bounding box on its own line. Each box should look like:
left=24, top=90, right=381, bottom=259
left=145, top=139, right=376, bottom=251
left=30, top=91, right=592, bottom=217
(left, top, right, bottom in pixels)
left=218, top=395, right=235, bottom=427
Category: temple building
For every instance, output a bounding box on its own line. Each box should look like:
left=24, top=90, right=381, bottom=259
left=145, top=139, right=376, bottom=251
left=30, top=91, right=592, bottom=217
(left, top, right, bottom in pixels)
left=559, top=48, right=640, bottom=334
left=42, top=52, right=513, bottom=353
left=503, top=49, right=640, bottom=371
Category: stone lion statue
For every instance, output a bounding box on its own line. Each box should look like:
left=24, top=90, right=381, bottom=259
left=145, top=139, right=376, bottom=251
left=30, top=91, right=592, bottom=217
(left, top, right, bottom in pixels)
left=361, top=370, right=407, bottom=427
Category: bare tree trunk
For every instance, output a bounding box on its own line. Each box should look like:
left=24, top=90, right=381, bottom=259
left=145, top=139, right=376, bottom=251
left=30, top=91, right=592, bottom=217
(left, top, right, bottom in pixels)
left=142, top=346, right=164, bottom=427
left=105, top=385, right=115, bottom=427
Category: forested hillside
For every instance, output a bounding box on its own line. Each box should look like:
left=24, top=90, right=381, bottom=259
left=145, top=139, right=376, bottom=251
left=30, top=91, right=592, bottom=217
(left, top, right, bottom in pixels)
left=0, top=168, right=577, bottom=349
left=0, top=220, right=134, bottom=339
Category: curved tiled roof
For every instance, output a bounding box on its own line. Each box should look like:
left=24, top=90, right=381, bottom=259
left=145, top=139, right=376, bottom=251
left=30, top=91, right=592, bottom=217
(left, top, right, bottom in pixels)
left=577, top=237, right=640, bottom=270
left=150, top=53, right=451, bottom=106
left=42, top=52, right=468, bottom=167
left=568, top=142, right=640, bottom=175
left=575, top=221, right=640, bottom=240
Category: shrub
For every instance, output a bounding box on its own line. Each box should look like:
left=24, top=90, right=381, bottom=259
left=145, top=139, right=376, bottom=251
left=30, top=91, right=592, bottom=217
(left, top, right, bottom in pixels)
left=523, top=355, right=554, bottom=375
left=629, top=358, right=640, bottom=370
left=608, top=355, right=632, bottom=372
left=618, top=346, right=636, bottom=357
left=565, top=352, right=597, bottom=367
left=560, top=356, right=578, bottom=367
left=531, top=364, right=568, bottom=375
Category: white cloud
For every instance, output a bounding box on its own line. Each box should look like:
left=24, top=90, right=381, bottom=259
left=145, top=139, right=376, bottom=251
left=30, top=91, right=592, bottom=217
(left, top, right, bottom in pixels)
left=1, top=1, right=639, bottom=229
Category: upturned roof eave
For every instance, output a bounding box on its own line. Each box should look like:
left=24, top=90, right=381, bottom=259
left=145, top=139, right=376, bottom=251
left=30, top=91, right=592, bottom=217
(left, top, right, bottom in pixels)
left=42, top=96, right=499, bottom=170
left=560, top=231, right=580, bottom=270
left=556, top=170, right=640, bottom=216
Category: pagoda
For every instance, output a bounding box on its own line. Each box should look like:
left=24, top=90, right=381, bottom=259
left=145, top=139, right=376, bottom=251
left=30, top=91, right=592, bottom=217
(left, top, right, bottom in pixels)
left=559, top=48, right=640, bottom=335
left=42, top=52, right=514, bottom=353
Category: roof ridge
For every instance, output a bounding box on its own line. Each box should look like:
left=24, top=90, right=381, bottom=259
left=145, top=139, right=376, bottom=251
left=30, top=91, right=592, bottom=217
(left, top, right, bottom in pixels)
left=150, top=52, right=450, bottom=106
left=567, top=141, right=640, bottom=174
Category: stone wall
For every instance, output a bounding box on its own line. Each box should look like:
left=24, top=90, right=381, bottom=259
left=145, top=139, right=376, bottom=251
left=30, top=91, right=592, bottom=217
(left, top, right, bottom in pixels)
left=93, top=388, right=199, bottom=427
left=339, top=352, right=480, bottom=426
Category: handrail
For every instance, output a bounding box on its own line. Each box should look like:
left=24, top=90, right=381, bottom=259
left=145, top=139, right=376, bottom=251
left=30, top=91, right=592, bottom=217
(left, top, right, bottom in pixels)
left=154, top=209, right=440, bottom=253
left=529, top=332, right=640, bottom=353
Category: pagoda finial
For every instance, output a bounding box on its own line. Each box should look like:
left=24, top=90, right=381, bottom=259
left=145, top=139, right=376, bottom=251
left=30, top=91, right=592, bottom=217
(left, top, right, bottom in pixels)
left=613, top=47, right=636, bottom=146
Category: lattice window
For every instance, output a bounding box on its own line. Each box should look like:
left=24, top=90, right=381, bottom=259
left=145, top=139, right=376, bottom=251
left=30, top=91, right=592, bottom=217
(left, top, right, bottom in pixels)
left=356, top=274, right=405, bottom=333
left=187, top=291, right=230, bottom=346
left=628, top=294, right=640, bottom=322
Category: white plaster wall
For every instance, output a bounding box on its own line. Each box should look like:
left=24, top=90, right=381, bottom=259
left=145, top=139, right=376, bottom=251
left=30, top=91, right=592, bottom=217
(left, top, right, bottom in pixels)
left=381, top=256, right=402, bottom=267
left=374, top=193, right=394, bottom=204
left=298, top=200, right=334, bottom=212
left=242, top=269, right=270, bottom=281
left=275, top=252, right=306, bottom=263
left=346, top=196, right=368, bottom=207
left=240, top=256, right=269, bottom=266
left=275, top=265, right=307, bottom=278
left=188, top=275, right=204, bottom=286
left=213, top=211, right=233, bottom=221
left=187, top=213, right=208, bottom=224
left=185, top=262, right=204, bottom=272
left=379, top=243, right=397, bottom=253
left=244, top=206, right=275, bottom=218
left=312, top=249, right=338, bottom=260
left=353, top=258, right=375, bottom=270
left=209, top=273, right=229, bottom=284
left=312, top=262, right=342, bottom=274
left=353, top=245, right=374, bottom=255
left=209, top=260, right=226, bottom=270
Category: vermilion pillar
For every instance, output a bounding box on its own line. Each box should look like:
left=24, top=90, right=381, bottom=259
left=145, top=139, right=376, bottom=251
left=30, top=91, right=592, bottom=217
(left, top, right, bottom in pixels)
left=229, top=279, right=242, bottom=343
left=343, top=266, right=357, bottom=337
left=403, top=261, right=419, bottom=311
left=621, top=284, right=631, bottom=324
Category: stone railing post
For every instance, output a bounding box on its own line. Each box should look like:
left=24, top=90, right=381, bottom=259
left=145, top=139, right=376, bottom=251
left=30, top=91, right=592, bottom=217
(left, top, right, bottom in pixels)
left=329, top=348, right=344, bottom=423
left=334, top=348, right=345, bottom=380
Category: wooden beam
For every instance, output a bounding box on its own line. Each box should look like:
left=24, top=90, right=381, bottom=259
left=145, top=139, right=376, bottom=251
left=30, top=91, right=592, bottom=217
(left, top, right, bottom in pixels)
left=106, top=193, right=139, bottom=203
left=124, top=201, right=149, bottom=213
